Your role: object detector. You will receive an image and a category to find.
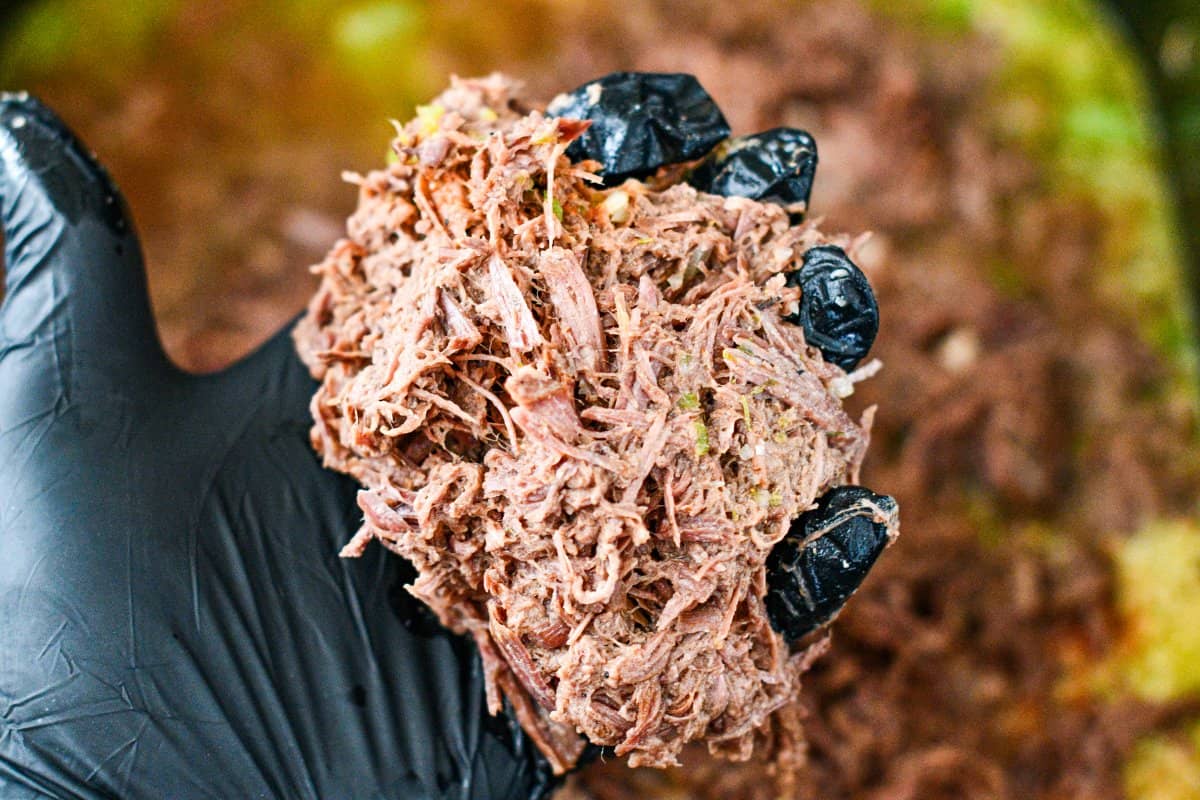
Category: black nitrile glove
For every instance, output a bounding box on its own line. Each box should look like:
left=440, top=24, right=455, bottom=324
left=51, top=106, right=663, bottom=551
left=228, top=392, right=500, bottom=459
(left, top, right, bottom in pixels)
left=0, top=95, right=556, bottom=800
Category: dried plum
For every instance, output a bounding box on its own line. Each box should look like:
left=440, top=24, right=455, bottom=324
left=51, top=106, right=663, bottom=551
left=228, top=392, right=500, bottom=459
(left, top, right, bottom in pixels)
left=688, top=128, right=817, bottom=214
left=546, top=71, right=730, bottom=184
left=785, top=245, right=878, bottom=371
left=765, top=486, right=897, bottom=643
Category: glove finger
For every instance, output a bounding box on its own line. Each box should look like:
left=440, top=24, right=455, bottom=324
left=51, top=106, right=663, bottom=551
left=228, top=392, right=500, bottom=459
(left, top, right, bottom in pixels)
left=0, top=93, right=170, bottom=390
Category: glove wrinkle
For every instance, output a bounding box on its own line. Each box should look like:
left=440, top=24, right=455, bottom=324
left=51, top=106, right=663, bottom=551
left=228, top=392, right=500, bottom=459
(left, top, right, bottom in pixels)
left=0, top=756, right=95, bottom=800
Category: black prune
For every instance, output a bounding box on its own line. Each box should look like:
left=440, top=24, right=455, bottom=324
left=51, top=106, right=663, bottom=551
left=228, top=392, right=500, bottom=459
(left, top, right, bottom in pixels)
left=545, top=72, right=730, bottom=184
left=785, top=245, right=878, bottom=371
left=688, top=128, right=817, bottom=214
left=765, top=486, right=897, bottom=643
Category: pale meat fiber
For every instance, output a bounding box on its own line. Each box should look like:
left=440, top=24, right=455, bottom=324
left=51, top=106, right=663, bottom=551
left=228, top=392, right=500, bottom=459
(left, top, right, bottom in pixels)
left=295, top=74, right=887, bottom=773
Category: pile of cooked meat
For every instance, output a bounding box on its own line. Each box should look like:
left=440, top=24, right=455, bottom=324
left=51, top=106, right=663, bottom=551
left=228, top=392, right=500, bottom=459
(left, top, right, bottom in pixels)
left=294, top=74, right=892, bottom=773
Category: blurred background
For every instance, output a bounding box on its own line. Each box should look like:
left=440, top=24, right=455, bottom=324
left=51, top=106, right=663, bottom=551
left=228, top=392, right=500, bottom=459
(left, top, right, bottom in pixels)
left=2, top=0, right=1199, bottom=797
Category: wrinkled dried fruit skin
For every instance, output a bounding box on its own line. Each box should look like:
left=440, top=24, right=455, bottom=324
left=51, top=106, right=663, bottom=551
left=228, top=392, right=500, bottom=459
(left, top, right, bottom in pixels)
left=689, top=128, right=818, bottom=215
left=546, top=71, right=731, bottom=184
left=785, top=245, right=879, bottom=371
left=765, top=486, right=898, bottom=642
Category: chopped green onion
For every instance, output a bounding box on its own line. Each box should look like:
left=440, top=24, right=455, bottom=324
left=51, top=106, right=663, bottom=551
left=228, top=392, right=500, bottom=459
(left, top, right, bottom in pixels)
left=693, top=420, right=710, bottom=457
left=414, top=102, right=444, bottom=136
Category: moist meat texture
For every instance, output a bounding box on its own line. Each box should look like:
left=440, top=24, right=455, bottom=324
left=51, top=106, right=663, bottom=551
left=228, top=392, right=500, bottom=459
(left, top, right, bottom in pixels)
left=295, top=74, right=891, bottom=773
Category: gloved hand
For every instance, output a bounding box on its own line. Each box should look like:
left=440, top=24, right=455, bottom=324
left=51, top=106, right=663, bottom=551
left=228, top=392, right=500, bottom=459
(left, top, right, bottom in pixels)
left=0, top=94, right=557, bottom=799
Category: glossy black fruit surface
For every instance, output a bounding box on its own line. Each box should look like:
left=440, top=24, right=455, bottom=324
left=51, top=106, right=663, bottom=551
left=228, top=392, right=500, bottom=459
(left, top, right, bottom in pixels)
left=765, top=486, right=897, bottom=643
left=546, top=71, right=730, bottom=184
left=688, top=127, right=817, bottom=213
left=785, top=245, right=879, bottom=371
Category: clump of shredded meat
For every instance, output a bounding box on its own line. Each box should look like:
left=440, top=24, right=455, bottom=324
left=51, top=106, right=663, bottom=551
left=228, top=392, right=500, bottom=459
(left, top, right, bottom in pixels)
left=295, top=74, right=888, bottom=774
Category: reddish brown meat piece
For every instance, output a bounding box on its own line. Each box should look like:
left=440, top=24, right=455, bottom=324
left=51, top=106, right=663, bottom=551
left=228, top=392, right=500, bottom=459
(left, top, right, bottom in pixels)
left=295, top=74, right=892, bottom=773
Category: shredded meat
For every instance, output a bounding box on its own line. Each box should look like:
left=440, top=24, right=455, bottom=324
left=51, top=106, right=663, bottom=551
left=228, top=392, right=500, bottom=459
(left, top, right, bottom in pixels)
left=295, top=74, right=890, bottom=773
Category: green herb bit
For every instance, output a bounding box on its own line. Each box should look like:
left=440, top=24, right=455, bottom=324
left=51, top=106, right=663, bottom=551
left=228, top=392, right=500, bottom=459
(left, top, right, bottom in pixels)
left=678, top=392, right=700, bottom=411
left=740, top=396, right=752, bottom=427
left=551, top=197, right=564, bottom=221
left=414, top=102, right=445, bottom=136
left=693, top=420, right=710, bottom=457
